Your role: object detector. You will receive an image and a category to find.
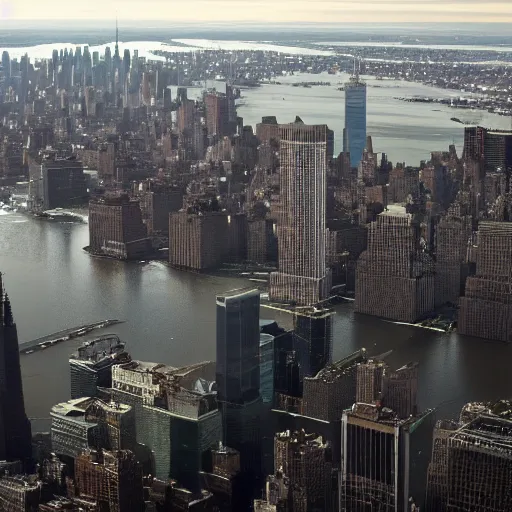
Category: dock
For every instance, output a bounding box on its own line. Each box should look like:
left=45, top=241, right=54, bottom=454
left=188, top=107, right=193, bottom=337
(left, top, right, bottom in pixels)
left=19, top=320, right=124, bottom=355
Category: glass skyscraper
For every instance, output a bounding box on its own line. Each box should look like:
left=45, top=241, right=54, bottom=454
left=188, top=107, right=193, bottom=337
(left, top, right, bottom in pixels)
left=216, top=288, right=261, bottom=405
left=344, top=76, right=367, bottom=168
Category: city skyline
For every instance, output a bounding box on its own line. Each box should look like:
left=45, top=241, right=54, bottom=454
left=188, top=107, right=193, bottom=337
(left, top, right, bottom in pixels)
left=0, top=1, right=512, bottom=23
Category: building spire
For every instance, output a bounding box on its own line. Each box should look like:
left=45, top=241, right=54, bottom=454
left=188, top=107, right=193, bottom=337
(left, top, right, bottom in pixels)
left=114, top=16, right=119, bottom=58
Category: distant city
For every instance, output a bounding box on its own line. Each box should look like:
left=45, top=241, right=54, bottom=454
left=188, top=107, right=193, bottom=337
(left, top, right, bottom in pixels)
left=1, top=20, right=512, bottom=512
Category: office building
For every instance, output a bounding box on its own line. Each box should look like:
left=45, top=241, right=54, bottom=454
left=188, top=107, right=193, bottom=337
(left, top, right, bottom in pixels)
left=205, top=93, right=229, bottom=138
left=293, top=308, right=333, bottom=379
left=216, top=289, right=262, bottom=476
left=343, top=69, right=367, bottom=168
left=70, top=335, right=130, bottom=399
left=169, top=211, right=228, bottom=271
left=426, top=401, right=512, bottom=512
left=302, top=349, right=367, bottom=423
left=50, top=397, right=136, bottom=458
left=88, top=194, right=149, bottom=260
left=40, top=156, right=88, bottom=210
left=355, top=206, right=435, bottom=322
left=260, top=333, right=274, bottom=404
left=383, top=362, right=418, bottom=419
left=111, top=361, right=221, bottom=488
left=434, top=214, right=472, bottom=306
left=388, top=166, right=420, bottom=203
left=463, top=126, right=512, bottom=172
left=1, top=50, right=10, bottom=81
left=73, top=449, right=144, bottom=512
left=269, top=120, right=332, bottom=305
left=459, top=221, right=512, bottom=341
left=355, top=359, right=386, bottom=404
left=138, top=183, right=183, bottom=235
left=0, top=273, right=32, bottom=467
left=274, top=429, right=333, bottom=511
left=340, top=403, right=434, bottom=511
left=0, top=476, right=41, bottom=511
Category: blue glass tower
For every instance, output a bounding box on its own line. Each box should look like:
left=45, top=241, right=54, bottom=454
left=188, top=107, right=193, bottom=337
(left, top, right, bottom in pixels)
left=344, top=73, right=367, bottom=169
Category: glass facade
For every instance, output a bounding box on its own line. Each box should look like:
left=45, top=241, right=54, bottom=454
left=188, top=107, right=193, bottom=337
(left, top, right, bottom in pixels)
left=259, top=333, right=274, bottom=403
left=344, top=80, right=367, bottom=168
left=216, top=289, right=261, bottom=405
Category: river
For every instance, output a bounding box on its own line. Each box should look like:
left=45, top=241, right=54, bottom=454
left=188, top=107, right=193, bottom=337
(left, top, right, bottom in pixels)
left=0, top=211, right=511, bottom=431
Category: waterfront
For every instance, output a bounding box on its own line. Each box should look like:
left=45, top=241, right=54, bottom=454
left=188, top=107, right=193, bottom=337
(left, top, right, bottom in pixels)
left=0, top=211, right=511, bottom=430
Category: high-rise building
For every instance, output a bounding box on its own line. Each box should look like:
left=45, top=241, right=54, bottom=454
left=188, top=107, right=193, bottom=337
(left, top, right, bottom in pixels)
left=383, top=362, right=418, bottom=419
left=88, top=194, right=149, bottom=260
left=293, top=308, right=333, bottom=379
left=463, top=126, right=512, bottom=172
left=1, top=51, right=10, bottom=81
left=205, top=93, right=229, bottom=138
left=259, top=333, right=274, bottom=404
left=426, top=401, right=512, bottom=512
left=343, top=69, right=367, bottom=168
left=355, top=206, right=435, bottom=322
left=340, top=403, right=434, bottom=511
left=216, top=289, right=262, bottom=476
left=355, top=359, right=386, bottom=404
left=274, top=429, right=333, bottom=511
left=216, top=288, right=261, bottom=406
left=169, top=210, right=228, bottom=271
left=40, top=157, right=88, bottom=210
left=0, top=476, right=41, bottom=511
left=459, top=221, right=512, bottom=341
left=70, top=335, right=131, bottom=399
left=269, top=120, right=332, bottom=305
left=0, top=274, right=32, bottom=467
left=73, top=449, right=144, bottom=512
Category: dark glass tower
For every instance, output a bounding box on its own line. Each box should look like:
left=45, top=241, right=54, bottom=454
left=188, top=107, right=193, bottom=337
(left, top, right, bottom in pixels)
left=216, top=288, right=262, bottom=481
left=216, top=288, right=260, bottom=404
left=0, top=274, right=32, bottom=467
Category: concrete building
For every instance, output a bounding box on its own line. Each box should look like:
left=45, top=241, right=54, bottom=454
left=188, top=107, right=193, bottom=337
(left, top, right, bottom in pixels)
left=463, top=126, right=512, bottom=172
left=274, top=429, right=333, bottom=511
left=73, top=449, right=144, bottom=512
left=205, top=93, right=229, bottom=139
left=340, top=403, right=434, bottom=511
left=434, top=214, right=472, bottom=306
left=355, top=359, right=386, bottom=405
left=388, top=166, right=420, bottom=203
left=383, top=362, right=418, bottom=419
left=88, top=194, right=149, bottom=260
left=459, top=221, right=512, bottom=342
left=270, top=120, right=332, bottom=305
left=111, top=360, right=221, bottom=489
left=50, top=397, right=135, bottom=458
left=426, top=401, right=512, bottom=512
left=138, top=183, right=183, bottom=235
left=169, top=211, right=228, bottom=271
left=302, top=349, right=367, bottom=423
left=0, top=475, right=41, bottom=511
left=355, top=206, right=435, bottom=323
left=70, top=335, right=130, bottom=400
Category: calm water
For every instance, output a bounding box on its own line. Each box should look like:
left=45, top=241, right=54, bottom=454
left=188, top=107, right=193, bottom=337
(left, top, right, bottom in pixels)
left=0, top=211, right=511, bottom=429
left=238, top=72, right=511, bottom=164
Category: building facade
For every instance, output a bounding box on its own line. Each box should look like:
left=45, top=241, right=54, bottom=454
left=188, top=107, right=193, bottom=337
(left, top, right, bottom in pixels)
left=269, top=121, right=332, bottom=305
left=343, top=76, right=367, bottom=168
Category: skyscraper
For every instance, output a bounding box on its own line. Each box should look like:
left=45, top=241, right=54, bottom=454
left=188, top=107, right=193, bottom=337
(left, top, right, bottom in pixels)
left=343, top=66, right=367, bottom=168
left=0, top=274, right=32, bottom=467
left=269, top=120, right=332, bottom=305
left=216, top=289, right=262, bottom=476
left=1, top=51, right=10, bottom=81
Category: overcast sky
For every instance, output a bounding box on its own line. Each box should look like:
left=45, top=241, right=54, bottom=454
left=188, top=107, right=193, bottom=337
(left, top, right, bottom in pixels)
left=1, top=0, right=511, bottom=23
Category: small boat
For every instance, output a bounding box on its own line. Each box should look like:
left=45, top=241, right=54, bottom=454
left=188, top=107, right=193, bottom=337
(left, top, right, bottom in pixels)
left=39, top=344, right=48, bottom=349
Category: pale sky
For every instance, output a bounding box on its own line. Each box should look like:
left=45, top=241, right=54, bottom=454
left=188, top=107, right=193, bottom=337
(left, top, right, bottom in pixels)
left=1, top=0, right=511, bottom=23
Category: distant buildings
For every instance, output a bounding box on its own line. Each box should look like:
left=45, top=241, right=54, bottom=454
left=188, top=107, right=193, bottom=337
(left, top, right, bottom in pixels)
left=459, top=221, right=512, bottom=341
left=343, top=72, right=367, bottom=168
left=88, top=194, right=149, bottom=260
left=0, top=273, right=32, bottom=468
left=70, top=335, right=130, bottom=400
left=355, top=206, right=435, bottom=323
left=270, top=120, right=332, bottom=305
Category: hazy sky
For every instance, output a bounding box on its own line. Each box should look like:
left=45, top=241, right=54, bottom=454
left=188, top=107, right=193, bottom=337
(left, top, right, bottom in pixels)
left=1, top=0, right=511, bottom=23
